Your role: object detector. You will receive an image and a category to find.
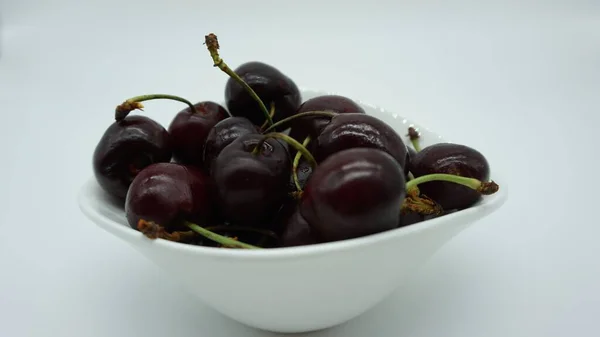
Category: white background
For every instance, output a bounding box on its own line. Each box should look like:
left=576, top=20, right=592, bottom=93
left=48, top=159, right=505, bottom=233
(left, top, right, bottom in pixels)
left=1, top=0, right=599, bottom=336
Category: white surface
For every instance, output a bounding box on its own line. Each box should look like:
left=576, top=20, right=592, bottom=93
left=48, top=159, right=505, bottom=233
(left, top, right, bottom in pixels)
left=77, top=88, right=508, bottom=333
left=0, top=0, right=599, bottom=336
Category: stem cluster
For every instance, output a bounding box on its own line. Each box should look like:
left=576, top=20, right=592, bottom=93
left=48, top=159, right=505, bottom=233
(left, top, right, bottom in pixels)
left=124, top=32, right=501, bottom=250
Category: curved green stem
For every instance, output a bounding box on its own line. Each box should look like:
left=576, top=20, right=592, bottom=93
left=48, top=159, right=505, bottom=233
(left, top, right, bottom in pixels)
left=186, top=222, right=260, bottom=249
left=260, top=102, right=276, bottom=131
left=115, top=94, right=195, bottom=121
left=411, top=139, right=421, bottom=152
left=205, top=225, right=279, bottom=248
left=204, top=33, right=272, bottom=126
left=252, top=132, right=317, bottom=169
left=204, top=225, right=279, bottom=241
left=293, top=136, right=311, bottom=192
left=406, top=174, right=499, bottom=195
left=261, top=110, right=338, bottom=134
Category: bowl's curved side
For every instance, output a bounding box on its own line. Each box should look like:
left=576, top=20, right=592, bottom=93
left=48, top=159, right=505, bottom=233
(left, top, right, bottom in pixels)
left=77, top=88, right=508, bottom=333
left=78, top=174, right=506, bottom=333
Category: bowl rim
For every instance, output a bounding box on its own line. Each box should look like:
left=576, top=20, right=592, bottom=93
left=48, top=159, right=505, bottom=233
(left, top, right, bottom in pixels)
left=78, top=88, right=508, bottom=260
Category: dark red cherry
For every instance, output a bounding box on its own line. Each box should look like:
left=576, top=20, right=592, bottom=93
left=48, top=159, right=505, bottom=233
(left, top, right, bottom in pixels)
left=225, top=61, right=301, bottom=126
left=407, top=146, right=417, bottom=163
left=202, top=117, right=259, bottom=172
left=279, top=206, right=317, bottom=247
left=93, top=115, right=171, bottom=200
left=398, top=211, right=424, bottom=227
left=267, top=198, right=316, bottom=247
left=300, top=148, right=406, bottom=243
left=410, top=143, right=490, bottom=210
left=168, top=101, right=228, bottom=167
left=315, top=113, right=409, bottom=175
left=268, top=197, right=297, bottom=235
left=211, top=133, right=291, bottom=227
left=125, top=162, right=215, bottom=232
left=289, top=95, right=366, bottom=143
left=405, top=145, right=417, bottom=178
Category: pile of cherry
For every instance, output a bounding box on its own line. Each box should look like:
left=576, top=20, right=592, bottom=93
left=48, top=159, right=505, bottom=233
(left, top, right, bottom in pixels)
left=92, top=33, right=499, bottom=249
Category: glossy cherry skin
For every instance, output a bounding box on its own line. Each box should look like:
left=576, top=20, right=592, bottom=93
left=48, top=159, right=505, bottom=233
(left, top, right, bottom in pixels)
left=125, top=162, right=215, bottom=232
left=225, top=61, right=301, bottom=126
left=202, top=117, right=259, bottom=172
left=405, top=146, right=417, bottom=178
left=168, top=101, right=228, bottom=167
left=300, top=148, right=406, bottom=243
left=407, top=146, right=417, bottom=165
left=266, top=198, right=317, bottom=247
left=314, top=113, right=409, bottom=175
left=288, top=95, right=366, bottom=143
left=410, top=143, right=490, bottom=210
left=279, top=205, right=317, bottom=247
left=398, top=211, right=424, bottom=227
left=93, top=115, right=171, bottom=200
left=211, top=133, right=291, bottom=227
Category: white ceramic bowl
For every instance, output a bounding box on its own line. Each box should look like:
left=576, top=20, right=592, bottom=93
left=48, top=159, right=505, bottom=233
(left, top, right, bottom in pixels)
left=78, top=89, right=508, bottom=334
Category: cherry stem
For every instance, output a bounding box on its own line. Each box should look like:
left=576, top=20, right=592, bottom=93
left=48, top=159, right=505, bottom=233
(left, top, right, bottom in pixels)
left=115, top=94, right=195, bottom=121
left=261, top=110, right=338, bottom=134
left=407, top=127, right=421, bottom=152
left=252, top=132, right=317, bottom=169
left=206, top=226, right=278, bottom=248
left=204, top=33, right=273, bottom=126
left=186, top=222, right=260, bottom=249
left=204, top=225, right=279, bottom=241
left=137, top=220, right=197, bottom=242
left=289, top=191, right=304, bottom=200
left=260, top=102, right=276, bottom=131
left=401, top=195, right=444, bottom=215
left=293, top=136, right=311, bottom=192
left=406, top=174, right=499, bottom=195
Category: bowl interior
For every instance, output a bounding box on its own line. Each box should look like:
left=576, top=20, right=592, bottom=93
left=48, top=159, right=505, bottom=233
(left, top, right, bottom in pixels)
left=78, top=88, right=507, bottom=258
